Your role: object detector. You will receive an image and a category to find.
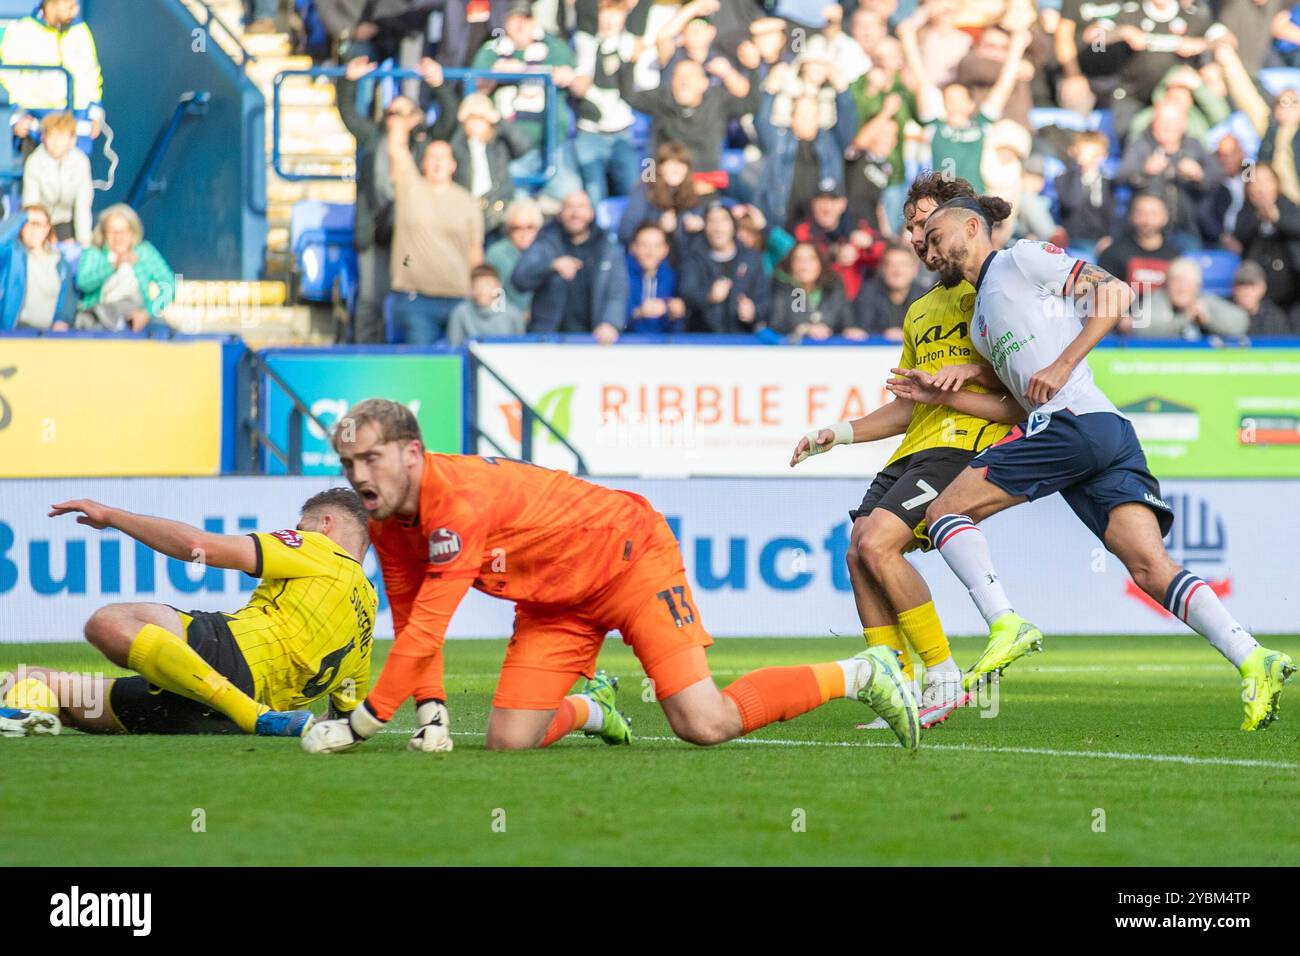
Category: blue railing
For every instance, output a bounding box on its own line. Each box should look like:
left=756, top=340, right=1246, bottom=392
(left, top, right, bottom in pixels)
left=0, top=64, right=74, bottom=185
left=271, top=66, right=558, bottom=188
left=127, top=90, right=212, bottom=207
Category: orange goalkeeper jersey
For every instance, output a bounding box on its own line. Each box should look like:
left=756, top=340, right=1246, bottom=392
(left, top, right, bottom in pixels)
left=370, top=454, right=661, bottom=660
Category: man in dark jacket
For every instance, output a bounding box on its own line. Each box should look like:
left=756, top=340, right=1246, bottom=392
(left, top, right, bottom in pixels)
left=1233, top=162, right=1300, bottom=309
left=511, top=190, right=628, bottom=342
left=1116, top=100, right=1219, bottom=243
left=337, top=56, right=457, bottom=343
left=678, top=203, right=769, bottom=333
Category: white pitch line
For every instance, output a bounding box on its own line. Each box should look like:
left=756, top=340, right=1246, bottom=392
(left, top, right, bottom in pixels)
left=380, top=729, right=1299, bottom=770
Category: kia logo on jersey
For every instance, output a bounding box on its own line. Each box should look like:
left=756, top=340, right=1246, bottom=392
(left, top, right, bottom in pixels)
left=271, top=529, right=303, bottom=548
left=428, top=528, right=462, bottom=565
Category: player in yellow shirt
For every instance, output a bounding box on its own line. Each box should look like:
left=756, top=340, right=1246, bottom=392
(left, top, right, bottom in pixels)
left=790, top=173, right=1023, bottom=728
left=1, top=489, right=375, bottom=738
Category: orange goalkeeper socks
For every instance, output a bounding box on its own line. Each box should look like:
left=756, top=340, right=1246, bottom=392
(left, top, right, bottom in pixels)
left=540, top=694, right=602, bottom=747
left=722, top=662, right=847, bottom=734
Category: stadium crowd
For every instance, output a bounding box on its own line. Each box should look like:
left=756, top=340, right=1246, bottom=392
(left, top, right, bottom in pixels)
left=4, top=0, right=1300, bottom=343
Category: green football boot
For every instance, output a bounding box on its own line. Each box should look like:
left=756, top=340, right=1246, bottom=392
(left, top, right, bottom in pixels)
left=854, top=647, right=920, bottom=750
left=962, top=612, right=1044, bottom=691
left=1239, top=647, right=1295, bottom=731
left=582, top=670, right=632, bottom=745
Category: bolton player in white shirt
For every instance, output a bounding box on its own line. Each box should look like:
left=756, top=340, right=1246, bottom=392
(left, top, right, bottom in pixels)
left=888, top=196, right=1293, bottom=731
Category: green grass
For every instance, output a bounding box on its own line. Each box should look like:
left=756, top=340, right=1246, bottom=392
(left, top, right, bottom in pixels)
left=2, top=635, right=1298, bottom=866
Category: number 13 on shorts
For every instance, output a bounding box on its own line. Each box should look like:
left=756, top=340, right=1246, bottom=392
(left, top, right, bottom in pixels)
left=657, top=586, right=696, bottom=627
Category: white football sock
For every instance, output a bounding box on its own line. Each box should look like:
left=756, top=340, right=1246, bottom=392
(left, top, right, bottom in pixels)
left=576, top=695, right=604, bottom=731
left=930, top=514, right=1013, bottom=625
left=1162, top=571, right=1258, bottom=668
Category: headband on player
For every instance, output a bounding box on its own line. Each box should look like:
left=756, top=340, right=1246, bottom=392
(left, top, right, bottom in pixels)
left=932, top=196, right=990, bottom=227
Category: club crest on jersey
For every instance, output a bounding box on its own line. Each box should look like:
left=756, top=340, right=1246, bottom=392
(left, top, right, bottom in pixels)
left=428, top=528, right=462, bottom=565
left=1039, top=241, right=1065, bottom=255
left=976, top=314, right=988, bottom=338
left=271, top=529, right=303, bottom=548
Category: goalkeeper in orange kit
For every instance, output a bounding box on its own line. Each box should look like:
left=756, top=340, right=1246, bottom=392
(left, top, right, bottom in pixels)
left=301, top=399, right=922, bottom=755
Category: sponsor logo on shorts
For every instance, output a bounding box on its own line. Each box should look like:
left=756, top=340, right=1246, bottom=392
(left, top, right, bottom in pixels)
left=1144, top=492, right=1171, bottom=511
left=271, top=529, right=303, bottom=548
left=428, top=528, right=462, bottom=565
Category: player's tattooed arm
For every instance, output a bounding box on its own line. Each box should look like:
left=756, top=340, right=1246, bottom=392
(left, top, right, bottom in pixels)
left=1070, top=262, right=1132, bottom=323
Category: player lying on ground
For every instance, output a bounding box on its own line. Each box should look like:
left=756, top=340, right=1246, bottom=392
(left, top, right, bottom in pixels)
left=907, top=196, right=1294, bottom=730
left=300, top=399, right=921, bottom=755
left=0, top=489, right=376, bottom=738
left=790, top=173, right=1024, bottom=730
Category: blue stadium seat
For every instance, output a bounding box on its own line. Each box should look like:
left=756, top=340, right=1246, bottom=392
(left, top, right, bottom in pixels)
left=1207, top=112, right=1262, bottom=159
left=1187, top=249, right=1241, bottom=297
left=720, top=149, right=747, bottom=176
left=1258, top=68, right=1300, bottom=98
left=596, top=196, right=628, bottom=232
left=0, top=0, right=35, bottom=16
left=630, top=111, right=652, bottom=150
left=290, top=200, right=357, bottom=304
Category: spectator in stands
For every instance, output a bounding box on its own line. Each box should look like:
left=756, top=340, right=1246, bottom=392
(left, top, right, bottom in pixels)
left=1106, top=0, right=1222, bottom=131
left=450, top=93, right=530, bottom=237
left=954, top=0, right=1050, bottom=131
left=0, top=0, right=104, bottom=154
left=733, top=202, right=789, bottom=274
left=1055, top=130, right=1115, bottom=257
left=571, top=0, right=643, bottom=207
left=321, top=1, right=438, bottom=65
left=511, top=190, right=627, bottom=342
left=617, top=141, right=710, bottom=253
left=486, top=197, right=543, bottom=315
left=735, top=15, right=792, bottom=88
left=618, top=53, right=758, bottom=184
left=1129, top=256, right=1249, bottom=338
left=472, top=0, right=584, bottom=206
left=852, top=240, right=924, bottom=341
left=1118, top=99, right=1219, bottom=243
left=1233, top=162, right=1300, bottom=309
left=899, top=0, right=974, bottom=86
left=848, top=36, right=913, bottom=232
left=1219, top=0, right=1289, bottom=71
left=769, top=241, right=859, bottom=341
left=1054, top=0, right=1127, bottom=116
left=678, top=202, right=768, bottom=333
left=792, top=184, right=884, bottom=302
left=1273, top=3, right=1300, bottom=67
left=0, top=204, right=75, bottom=332
left=626, top=223, right=685, bottom=333
left=1129, top=67, right=1232, bottom=146
left=1098, top=192, right=1182, bottom=290
left=445, top=264, right=526, bottom=345
left=337, top=56, right=451, bottom=343
left=821, top=4, right=871, bottom=81
left=1013, top=154, right=1063, bottom=242
left=754, top=69, right=857, bottom=231
left=386, top=119, right=484, bottom=344
left=1215, top=42, right=1300, bottom=205
left=1198, top=133, right=1249, bottom=250
left=899, top=7, right=1030, bottom=194
left=1231, top=260, right=1300, bottom=335
left=75, top=205, right=174, bottom=334
left=654, top=0, right=748, bottom=101
left=21, top=112, right=92, bottom=247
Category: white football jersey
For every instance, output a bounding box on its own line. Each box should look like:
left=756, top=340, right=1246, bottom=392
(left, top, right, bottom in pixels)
left=970, top=240, right=1121, bottom=417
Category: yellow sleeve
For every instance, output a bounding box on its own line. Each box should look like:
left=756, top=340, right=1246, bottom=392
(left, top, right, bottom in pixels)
left=250, top=530, right=337, bottom=580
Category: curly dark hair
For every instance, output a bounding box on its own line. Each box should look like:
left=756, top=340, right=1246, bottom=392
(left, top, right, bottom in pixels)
left=902, top=170, right=977, bottom=220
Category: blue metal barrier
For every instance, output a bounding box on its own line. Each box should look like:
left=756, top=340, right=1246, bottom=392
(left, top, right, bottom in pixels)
left=271, top=66, right=559, bottom=188
left=127, top=91, right=212, bottom=207
left=0, top=63, right=73, bottom=183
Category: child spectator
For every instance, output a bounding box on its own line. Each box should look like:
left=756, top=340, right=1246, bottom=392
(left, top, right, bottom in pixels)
left=626, top=223, right=685, bottom=333
left=21, top=112, right=92, bottom=248
left=446, top=264, right=527, bottom=345
left=1056, top=130, right=1116, bottom=256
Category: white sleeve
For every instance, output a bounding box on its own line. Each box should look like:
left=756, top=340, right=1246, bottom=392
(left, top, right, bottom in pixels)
left=1010, top=240, right=1084, bottom=297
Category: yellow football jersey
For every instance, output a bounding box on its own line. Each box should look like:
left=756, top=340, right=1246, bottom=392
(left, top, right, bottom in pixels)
left=226, top=529, right=377, bottom=713
left=889, top=279, right=1011, bottom=464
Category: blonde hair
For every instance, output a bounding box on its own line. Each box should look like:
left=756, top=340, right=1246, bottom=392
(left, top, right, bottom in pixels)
left=40, top=111, right=76, bottom=139
left=332, top=399, right=423, bottom=450
left=92, top=204, right=144, bottom=248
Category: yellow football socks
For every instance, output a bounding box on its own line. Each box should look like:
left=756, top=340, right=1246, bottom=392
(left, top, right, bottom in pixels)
left=126, top=624, right=263, bottom=733
left=897, top=601, right=952, bottom=669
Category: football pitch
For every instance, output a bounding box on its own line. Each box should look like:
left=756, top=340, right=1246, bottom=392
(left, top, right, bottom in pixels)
left=2, top=635, right=1298, bottom=867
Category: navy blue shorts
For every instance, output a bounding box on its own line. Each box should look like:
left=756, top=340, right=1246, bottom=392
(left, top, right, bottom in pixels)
left=973, top=410, right=1175, bottom=541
